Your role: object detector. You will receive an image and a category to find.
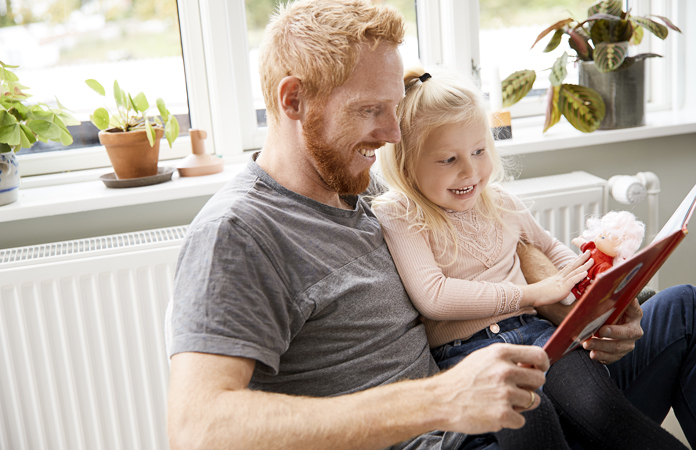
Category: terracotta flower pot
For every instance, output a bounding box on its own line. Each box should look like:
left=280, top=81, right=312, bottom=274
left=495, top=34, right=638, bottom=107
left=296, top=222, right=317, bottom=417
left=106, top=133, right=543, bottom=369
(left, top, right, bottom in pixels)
left=99, top=127, right=164, bottom=179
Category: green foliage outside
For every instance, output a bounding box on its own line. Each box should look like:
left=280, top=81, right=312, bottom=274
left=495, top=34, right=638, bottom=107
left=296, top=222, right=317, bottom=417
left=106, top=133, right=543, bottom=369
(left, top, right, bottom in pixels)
left=0, top=0, right=182, bottom=65
left=480, top=0, right=597, bottom=28
left=245, top=0, right=417, bottom=49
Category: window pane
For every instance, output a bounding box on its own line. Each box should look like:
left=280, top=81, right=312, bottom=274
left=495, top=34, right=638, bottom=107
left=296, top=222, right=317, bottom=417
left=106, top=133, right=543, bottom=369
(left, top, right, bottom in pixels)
left=245, top=0, right=419, bottom=127
left=478, top=1, right=597, bottom=111
left=0, top=0, right=190, bottom=155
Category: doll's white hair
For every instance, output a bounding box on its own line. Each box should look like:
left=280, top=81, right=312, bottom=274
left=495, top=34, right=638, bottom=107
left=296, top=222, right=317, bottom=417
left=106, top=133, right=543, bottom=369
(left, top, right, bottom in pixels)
left=581, top=211, right=646, bottom=265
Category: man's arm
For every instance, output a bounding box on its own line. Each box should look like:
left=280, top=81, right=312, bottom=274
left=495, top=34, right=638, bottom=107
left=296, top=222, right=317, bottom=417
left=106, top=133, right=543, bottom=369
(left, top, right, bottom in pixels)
left=517, top=242, right=643, bottom=364
left=167, top=344, right=549, bottom=450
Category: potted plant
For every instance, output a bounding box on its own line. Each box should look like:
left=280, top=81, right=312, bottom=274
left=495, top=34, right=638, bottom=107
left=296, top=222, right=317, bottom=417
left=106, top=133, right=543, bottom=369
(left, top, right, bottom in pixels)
left=1, top=61, right=78, bottom=206
left=502, top=0, right=681, bottom=132
left=86, top=79, right=180, bottom=179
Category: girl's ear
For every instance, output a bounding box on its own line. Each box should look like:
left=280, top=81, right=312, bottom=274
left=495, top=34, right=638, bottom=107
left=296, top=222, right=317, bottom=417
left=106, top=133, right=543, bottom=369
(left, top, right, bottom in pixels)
left=278, top=76, right=303, bottom=120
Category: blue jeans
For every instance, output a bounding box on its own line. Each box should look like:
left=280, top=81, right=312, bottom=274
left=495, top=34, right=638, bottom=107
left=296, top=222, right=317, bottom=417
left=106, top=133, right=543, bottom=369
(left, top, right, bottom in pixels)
left=431, top=314, right=555, bottom=371
left=607, top=284, right=696, bottom=447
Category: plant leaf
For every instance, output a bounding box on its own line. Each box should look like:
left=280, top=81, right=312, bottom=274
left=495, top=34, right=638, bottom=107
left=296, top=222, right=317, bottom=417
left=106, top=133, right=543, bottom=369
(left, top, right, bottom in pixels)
left=588, top=0, right=623, bottom=17
left=0, top=143, right=11, bottom=153
left=501, top=70, right=536, bottom=108
left=0, top=110, right=20, bottom=145
left=632, top=16, right=668, bottom=40
left=651, top=15, right=681, bottom=33
left=165, top=115, right=179, bottom=148
left=543, top=85, right=562, bottom=133
left=0, top=66, right=19, bottom=82
left=619, top=53, right=661, bottom=71
left=0, top=61, right=19, bottom=68
left=85, top=79, right=105, bottom=96
left=133, top=92, right=149, bottom=113
left=593, top=41, right=629, bottom=72
left=558, top=84, right=605, bottom=133
left=91, top=107, right=110, bottom=130
left=145, top=118, right=155, bottom=147
left=543, top=29, right=565, bottom=53
left=568, top=29, right=592, bottom=60
left=26, top=118, right=63, bottom=141
left=19, top=124, right=36, bottom=148
left=549, top=53, right=568, bottom=86
left=113, top=80, right=124, bottom=108
left=53, top=109, right=80, bottom=126
left=156, top=98, right=169, bottom=122
left=109, top=115, right=123, bottom=130
left=629, top=23, right=644, bottom=46
left=58, top=127, right=73, bottom=146
left=531, top=18, right=573, bottom=49
left=590, top=18, right=631, bottom=44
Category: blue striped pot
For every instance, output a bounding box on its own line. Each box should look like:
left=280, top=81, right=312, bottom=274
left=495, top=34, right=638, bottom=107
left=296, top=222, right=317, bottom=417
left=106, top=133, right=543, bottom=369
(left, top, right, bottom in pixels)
left=0, top=152, right=19, bottom=206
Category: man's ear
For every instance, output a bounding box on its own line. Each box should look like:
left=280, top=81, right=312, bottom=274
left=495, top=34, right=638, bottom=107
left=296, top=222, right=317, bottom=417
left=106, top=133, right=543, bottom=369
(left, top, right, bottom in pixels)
left=278, top=76, right=303, bottom=121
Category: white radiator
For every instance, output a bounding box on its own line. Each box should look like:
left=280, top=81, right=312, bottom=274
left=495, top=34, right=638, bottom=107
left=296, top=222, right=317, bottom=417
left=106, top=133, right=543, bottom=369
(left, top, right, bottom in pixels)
left=0, top=171, right=656, bottom=450
left=503, top=171, right=607, bottom=248
left=0, top=227, right=187, bottom=450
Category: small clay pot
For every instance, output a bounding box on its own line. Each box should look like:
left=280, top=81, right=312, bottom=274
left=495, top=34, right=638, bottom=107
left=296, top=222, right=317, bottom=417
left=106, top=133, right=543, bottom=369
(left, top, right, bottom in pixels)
left=99, top=127, right=164, bottom=179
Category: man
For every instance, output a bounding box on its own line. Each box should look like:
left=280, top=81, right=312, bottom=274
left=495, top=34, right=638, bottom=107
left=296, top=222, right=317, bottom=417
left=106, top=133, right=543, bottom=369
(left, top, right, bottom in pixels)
left=167, top=1, right=695, bottom=448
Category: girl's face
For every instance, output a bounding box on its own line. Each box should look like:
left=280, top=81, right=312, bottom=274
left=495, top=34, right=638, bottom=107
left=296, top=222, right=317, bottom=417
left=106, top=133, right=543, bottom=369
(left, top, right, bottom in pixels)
left=414, top=121, right=493, bottom=212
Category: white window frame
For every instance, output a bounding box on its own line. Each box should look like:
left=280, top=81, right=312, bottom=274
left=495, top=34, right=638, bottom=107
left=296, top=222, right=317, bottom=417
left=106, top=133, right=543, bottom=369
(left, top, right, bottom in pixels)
left=15, top=0, right=690, bottom=178
left=416, top=0, right=688, bottom=119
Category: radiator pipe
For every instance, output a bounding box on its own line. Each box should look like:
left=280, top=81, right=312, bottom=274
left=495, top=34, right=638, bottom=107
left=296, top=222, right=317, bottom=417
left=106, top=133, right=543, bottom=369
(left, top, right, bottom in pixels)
left=607, top=172, right=661, bottom=290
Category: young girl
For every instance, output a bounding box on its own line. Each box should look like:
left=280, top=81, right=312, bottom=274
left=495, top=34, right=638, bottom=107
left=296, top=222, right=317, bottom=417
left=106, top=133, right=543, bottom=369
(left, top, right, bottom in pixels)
left=372, top=67, right=685, bottom=450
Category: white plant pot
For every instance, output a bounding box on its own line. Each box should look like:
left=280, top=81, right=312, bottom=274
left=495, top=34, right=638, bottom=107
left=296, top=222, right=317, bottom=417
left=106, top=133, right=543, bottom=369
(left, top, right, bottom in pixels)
left=0, top=152, right=20, bottom=206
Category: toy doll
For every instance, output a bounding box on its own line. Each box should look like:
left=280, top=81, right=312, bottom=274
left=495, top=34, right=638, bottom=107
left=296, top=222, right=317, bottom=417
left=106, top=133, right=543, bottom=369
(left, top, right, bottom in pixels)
left=566, top=210, right=646, bottom=302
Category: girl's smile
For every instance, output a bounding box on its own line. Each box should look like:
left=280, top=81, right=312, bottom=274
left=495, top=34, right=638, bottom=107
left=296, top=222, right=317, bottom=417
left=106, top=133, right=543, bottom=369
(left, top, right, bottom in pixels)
left=414, top=121, right=492, bottom=212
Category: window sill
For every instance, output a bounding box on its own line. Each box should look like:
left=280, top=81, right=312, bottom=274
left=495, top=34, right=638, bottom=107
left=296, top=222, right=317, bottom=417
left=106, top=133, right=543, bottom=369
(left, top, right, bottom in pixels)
left=1, top=159, right=249, bottom=224
left=2, top=108, right=695, bottom=224
left=496, top=108, right=696, bottom=155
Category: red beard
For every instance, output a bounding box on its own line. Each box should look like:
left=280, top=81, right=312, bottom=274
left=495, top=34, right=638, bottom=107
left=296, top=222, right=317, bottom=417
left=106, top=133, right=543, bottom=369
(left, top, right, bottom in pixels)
left=303, top=106, right=383, bottom=196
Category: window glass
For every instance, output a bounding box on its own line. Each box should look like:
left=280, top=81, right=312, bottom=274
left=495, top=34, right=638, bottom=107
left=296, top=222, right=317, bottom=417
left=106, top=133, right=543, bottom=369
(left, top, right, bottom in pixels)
left=0, top=0, right=190, bottom=155
left=478, top=0, right=597, bottom=110
left=245, top=0, right=419, bottom=127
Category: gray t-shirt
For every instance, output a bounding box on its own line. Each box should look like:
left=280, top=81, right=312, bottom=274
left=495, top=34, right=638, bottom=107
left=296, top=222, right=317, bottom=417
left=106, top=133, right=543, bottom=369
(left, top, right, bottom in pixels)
left=170, top=156, right=438, bottom=397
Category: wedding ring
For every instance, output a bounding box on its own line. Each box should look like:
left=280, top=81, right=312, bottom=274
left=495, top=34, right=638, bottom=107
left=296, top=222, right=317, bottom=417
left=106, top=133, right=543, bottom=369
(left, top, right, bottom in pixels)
left=524, top=390, right=535, bottom=409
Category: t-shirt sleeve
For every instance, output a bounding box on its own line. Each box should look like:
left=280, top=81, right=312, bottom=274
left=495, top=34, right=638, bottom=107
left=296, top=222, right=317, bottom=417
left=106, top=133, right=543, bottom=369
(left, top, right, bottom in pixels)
left=509, top=191, right=578, bottom=269
left=374, top=199, right=518, bottom=321
left=169, top=218, right=295, bottom=374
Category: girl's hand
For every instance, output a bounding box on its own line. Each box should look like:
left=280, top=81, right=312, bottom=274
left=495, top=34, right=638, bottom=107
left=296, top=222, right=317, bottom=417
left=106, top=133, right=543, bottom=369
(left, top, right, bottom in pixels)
left=521, top=251, right=593, bottom=307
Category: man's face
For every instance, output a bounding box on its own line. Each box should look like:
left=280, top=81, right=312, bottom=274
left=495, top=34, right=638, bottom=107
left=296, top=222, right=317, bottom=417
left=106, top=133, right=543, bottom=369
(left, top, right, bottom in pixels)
left=302, top=41, right=404, bottom=196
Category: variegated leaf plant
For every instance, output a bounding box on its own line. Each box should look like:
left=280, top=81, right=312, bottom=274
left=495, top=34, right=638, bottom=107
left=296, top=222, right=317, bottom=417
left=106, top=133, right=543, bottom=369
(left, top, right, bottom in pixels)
left=501, top=0, right=680, bottom=134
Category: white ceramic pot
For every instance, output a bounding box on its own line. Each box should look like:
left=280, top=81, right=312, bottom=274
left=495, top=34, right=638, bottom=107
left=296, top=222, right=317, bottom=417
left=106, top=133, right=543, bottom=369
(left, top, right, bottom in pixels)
left=0, top=152, right=20, bottom=206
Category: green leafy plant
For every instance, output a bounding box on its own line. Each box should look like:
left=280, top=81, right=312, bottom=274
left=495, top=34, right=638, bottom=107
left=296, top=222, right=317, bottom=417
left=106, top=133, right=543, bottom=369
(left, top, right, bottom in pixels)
left=501, top=0, right=681, bottom=133
left=86, top=79, right=180, bottom=148
left=0, top=61, right=78, bottom=153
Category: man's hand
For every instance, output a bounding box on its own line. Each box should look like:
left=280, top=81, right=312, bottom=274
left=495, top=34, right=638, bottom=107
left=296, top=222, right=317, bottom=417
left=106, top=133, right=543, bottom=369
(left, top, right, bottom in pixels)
left=582, top=298, right=644, bottom=364
left=430, top=343, right=549, bottom=435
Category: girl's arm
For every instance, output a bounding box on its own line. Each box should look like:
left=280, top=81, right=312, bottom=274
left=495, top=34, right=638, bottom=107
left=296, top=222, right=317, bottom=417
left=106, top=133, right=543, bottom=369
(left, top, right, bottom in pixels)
left=512, top=192, right=592, bottom=307
left=377, top=204, right=523, bottom=321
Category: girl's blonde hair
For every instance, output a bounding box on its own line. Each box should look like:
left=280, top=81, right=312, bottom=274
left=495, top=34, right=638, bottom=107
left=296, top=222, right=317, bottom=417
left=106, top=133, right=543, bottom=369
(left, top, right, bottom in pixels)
left=373, top=66, right=512, bottom=264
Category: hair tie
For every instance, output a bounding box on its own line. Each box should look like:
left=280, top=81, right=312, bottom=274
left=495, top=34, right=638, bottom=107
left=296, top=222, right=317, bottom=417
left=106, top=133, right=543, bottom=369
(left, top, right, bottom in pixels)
left=419, top=72, right=431, bottom=83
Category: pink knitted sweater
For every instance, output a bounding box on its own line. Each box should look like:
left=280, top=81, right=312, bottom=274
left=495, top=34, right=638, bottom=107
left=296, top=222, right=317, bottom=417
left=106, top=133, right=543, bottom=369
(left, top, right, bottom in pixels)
left=375, top=188, right=577, bottom=348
